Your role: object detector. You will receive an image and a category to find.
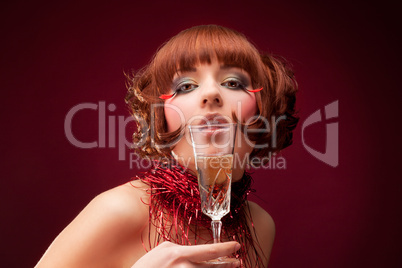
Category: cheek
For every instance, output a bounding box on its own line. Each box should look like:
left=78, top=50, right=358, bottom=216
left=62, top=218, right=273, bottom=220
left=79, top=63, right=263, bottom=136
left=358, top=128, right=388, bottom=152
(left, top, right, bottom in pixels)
left=229, top=93, right=258, bottom=121
left=230, top=93, right=258, bottom=159
left=242, top=95, right=257, bottom=119
left=164, top=99, right=194, bottom=132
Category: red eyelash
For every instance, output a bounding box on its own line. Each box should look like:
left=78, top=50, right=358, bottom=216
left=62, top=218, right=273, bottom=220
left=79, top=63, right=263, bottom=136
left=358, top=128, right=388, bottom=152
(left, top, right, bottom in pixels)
left=248, top=87, right=263, bottom=93
left=159, top=93, right=176, bottom=100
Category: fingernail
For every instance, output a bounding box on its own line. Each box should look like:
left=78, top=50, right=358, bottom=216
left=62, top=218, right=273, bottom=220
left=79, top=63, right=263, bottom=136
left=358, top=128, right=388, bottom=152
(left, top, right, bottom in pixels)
left=235, top=243, right=241, bottom=251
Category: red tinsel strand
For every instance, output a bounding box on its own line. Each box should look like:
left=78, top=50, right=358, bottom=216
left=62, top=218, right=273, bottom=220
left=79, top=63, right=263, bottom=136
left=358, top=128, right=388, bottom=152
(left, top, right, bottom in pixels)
left=132, top=161, right=265, bottom=267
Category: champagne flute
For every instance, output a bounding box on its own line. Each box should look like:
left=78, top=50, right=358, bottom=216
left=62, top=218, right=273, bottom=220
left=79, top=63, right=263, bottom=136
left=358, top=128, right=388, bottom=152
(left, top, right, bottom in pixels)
left=188, top=123, right=238, bottom=264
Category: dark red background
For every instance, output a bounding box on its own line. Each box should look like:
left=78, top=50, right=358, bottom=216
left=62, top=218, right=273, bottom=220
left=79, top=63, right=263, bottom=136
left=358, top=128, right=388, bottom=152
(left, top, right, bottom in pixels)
left=1, top=1, right=401, bottom=267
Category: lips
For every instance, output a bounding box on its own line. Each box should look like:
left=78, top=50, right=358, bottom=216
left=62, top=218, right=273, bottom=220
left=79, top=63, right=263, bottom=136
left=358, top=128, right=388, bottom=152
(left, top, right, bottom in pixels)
left=198, top=113, right=230, bottom=125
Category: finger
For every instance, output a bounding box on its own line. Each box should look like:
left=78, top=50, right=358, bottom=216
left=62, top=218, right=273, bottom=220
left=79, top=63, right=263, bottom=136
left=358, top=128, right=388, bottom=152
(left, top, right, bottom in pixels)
left=184, top=241, right=241, bottom=263
left=192, top=259, right=241, bottom=268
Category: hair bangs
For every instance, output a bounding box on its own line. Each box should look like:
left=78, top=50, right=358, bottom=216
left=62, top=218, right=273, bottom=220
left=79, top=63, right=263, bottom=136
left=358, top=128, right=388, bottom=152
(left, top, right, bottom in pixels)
left=152, top=25, right=264, bottom=93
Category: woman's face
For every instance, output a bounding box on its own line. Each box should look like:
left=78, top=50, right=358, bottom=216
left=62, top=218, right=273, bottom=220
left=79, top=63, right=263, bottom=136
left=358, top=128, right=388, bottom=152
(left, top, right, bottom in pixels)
left=163, top=60, right=258, bottom=181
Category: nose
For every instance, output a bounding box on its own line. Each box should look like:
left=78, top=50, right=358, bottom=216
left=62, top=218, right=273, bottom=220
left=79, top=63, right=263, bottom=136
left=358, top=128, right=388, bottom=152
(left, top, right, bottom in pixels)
left=200, top=83, right=223, bottom=107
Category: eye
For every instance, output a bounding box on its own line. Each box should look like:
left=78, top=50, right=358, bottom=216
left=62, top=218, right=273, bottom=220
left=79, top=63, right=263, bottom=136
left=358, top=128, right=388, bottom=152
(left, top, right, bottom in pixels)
left=174, top=79, right=199, bottom=94
left=221, top=78, right=247, bottom=90
left=177, top=83, right=198, bottom=92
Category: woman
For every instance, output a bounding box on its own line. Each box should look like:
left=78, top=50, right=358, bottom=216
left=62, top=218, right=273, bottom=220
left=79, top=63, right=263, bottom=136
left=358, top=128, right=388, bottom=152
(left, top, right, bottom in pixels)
left=36, top=25, right=298, bottom=267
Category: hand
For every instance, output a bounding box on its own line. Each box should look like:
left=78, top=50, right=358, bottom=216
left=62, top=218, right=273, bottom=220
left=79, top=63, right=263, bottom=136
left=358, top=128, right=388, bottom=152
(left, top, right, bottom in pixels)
left=131, top=241, right=241, bottom=268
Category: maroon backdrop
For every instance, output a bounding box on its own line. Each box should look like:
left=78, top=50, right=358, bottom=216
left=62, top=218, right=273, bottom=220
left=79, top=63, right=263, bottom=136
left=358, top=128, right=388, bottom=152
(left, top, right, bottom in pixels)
left=1, top=1, right=400, bottom=267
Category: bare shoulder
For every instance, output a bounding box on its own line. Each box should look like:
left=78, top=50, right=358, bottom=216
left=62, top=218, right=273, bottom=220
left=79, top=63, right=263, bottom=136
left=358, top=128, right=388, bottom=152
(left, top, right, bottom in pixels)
left=71, top=179, right=150, bottom=237
left=36, top=180, right=150, bottom=268
left=91, top=180, right=150, bottom=221
left=246, top=200, right=275, bottom=266
left=246, top=201, right=275, bottom=234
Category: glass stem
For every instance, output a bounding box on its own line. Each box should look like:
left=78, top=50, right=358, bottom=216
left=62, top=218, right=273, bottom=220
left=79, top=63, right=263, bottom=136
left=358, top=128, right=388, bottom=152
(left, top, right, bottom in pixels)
left=211, top=220, right=222, bottom=244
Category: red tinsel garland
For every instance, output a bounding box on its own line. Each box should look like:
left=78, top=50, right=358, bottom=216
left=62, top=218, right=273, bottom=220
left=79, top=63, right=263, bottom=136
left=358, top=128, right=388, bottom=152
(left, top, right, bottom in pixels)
left=132, top=161, right=265, bottom=267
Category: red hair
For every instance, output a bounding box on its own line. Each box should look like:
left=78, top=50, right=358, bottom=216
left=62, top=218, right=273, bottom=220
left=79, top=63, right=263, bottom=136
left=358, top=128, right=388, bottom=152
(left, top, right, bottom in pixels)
left=126, top=25, right=298, bottom=162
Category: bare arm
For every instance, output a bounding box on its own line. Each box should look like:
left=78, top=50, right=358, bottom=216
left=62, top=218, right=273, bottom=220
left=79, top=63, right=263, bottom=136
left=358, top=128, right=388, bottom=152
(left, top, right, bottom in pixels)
left=36, top=181, right=242, bottom=268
